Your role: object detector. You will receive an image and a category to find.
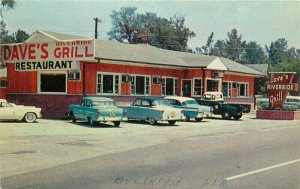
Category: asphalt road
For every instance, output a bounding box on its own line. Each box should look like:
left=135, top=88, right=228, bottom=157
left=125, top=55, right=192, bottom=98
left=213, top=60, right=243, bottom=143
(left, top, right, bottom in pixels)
left=1, top=114, right=300, bottom=189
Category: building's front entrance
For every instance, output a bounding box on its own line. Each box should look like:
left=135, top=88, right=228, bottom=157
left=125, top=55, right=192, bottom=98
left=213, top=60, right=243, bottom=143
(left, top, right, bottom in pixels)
left=182, top=80, right=191, bottom=97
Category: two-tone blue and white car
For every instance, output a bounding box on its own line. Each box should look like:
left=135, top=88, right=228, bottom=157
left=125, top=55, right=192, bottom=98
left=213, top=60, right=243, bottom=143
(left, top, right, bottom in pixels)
left=68, top=97, right=128, bottom=127
left=122, top=97, right=184, bottom=125
left=165, top=96, right=212, bottom=122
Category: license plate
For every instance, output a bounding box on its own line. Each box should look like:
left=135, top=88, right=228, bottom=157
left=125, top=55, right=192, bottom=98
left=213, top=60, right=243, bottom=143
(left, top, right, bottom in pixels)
left=171, top=114, right=176, bottom=118
left=110, top=114, right=115, bottom=118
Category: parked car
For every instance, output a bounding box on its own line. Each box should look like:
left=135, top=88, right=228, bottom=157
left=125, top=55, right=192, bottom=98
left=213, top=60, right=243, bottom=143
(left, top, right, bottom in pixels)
left=258, top=96, right=300, bottom=110
left=165, top=96, right=212, bottom=122
left=68, top=97, right=128, bottom=127
left=0, top=99, right=42, bottom=123
left=195, top=92, right=243, bottom=120
left=121, top=97, right=184, bottom=125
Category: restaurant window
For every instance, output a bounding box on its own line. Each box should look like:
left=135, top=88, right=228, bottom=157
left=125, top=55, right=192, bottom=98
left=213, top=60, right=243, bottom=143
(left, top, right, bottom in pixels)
left=162, top=77, right=178, bottom=96
left=193, top=78, right=202, bottom=96
left=238, top=83, right=248, bottom=97
left=40, top=73, right=66, bottom=93
left=97, top=73, right=119, bottom=95
left=222, top=81, right=232, bottom=97
left=0, top=79, right=7, bottom=88
left=131, top=75, right=150, bottom=95
left=206, top=79, right=220, bottom=92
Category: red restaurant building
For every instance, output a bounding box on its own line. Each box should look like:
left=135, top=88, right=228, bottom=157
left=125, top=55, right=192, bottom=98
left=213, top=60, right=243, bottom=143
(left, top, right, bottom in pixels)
left=1, top=31, right=266, bottom=118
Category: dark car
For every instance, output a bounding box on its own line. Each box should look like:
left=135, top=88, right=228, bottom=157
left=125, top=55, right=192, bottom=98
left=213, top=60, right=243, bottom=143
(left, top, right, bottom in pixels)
left=195, top=92, right=243, bottom=120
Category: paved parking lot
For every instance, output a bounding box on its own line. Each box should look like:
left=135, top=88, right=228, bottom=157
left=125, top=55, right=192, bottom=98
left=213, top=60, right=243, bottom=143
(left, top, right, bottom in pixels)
left=1, top=113, right=299, bottom=178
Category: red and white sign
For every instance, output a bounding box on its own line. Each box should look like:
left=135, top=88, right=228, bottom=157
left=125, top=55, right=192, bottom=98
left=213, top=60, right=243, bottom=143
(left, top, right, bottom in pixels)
left=265, top=72, right=298, bottom=108
left=1, top=39, right=95, bottom=71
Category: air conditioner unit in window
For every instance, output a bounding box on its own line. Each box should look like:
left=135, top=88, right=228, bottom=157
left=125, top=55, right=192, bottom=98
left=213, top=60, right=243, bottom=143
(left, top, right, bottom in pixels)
left=122, top=74, right=132, bottom=83
left=68, top=71, right=80, bottom=80
left=152, top=76, right=162, bottom=84
left=212, top=71, right=223, bottom=78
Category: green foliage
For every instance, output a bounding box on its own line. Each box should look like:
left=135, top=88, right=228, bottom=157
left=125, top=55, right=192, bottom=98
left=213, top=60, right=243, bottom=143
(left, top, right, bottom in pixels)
left=241, top=41, right=269, bottom=64
left=1, top=0, right=15, bottom=9
left=107, top=6, right=196, bottom=51
left=1, top=29, right=30, bottom=44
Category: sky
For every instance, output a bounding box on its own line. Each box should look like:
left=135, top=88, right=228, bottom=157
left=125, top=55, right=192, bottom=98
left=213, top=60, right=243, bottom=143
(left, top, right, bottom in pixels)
left=2, top=0, right=300, bottom=50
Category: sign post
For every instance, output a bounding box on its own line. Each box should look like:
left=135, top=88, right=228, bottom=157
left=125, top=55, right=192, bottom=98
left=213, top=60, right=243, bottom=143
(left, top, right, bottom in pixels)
left=265, top=72, right=298, bottom=109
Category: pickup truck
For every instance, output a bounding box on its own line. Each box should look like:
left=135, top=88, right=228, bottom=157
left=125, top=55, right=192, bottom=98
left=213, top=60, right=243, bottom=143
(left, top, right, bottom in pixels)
left=195, top=92, right=243, bottom=120
left=68, top=97, right=128, bottom=126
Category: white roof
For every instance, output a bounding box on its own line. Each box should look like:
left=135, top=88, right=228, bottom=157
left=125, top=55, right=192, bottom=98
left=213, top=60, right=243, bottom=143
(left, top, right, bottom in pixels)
left=165, top=96, right=195, bottom=103
left=0, top=99, right=7, bottom=103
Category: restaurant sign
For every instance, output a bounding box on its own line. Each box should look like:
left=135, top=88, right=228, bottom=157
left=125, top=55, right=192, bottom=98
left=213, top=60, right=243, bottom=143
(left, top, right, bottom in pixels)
left=265, top=72, right=298, bottom=108
left=1, top=39, right=94, bottom=71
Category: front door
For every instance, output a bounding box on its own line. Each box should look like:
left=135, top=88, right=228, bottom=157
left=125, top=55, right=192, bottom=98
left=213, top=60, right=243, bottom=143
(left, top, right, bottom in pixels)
left=182, top=80, right=191, bottom=97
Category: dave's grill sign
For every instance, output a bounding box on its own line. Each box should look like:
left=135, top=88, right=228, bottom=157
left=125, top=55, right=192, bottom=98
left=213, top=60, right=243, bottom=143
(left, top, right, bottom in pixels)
left=265, top=72, right=298, bottom=108
left=1, top=39, right=95, bottom=71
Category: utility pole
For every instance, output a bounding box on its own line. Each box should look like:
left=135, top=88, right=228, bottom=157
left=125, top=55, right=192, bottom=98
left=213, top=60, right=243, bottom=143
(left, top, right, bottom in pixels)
left=93, top=17, right=102, bottom=39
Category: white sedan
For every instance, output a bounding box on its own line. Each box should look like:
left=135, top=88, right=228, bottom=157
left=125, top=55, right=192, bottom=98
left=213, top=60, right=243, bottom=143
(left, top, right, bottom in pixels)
left=0, top=99, right=42, bottom=123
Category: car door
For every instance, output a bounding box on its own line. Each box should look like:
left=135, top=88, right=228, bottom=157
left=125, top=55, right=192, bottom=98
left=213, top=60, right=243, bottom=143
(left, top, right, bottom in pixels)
left=0, top=102, right=16, bottom=119
left=127, top=99, right=142, bottom=119
left=140, top=100, right=151, bottom=120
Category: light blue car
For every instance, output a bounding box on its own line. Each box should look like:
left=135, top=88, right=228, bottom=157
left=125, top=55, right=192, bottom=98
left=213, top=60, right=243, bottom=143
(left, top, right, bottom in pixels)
left=165, top=96, right=213, bottom=122
left=121, top=97, right=184, bottom=125
left=68, top=97, right=128, bottom=127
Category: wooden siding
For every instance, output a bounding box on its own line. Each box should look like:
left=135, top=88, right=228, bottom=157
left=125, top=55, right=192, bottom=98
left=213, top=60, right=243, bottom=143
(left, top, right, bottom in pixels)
left=7, top=63, right=37, bottom=93
left=223, top=73, right=255, bottom=97
left=83, top=62, right=185, bottom=95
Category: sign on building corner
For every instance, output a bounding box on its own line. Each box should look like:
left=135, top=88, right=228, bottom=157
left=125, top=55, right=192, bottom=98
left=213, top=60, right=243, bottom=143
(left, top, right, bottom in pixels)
left=265, top=72, right=298, bottom=108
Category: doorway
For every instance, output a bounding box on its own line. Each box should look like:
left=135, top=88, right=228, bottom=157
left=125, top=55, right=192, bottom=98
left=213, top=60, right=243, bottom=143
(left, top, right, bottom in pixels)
left=182, top=80, right=191, bottom=97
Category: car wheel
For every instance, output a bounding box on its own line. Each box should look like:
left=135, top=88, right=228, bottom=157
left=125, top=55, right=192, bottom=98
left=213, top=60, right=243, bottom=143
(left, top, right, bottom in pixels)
left=183, top=116, right=190, bottom=122
left=114, top=121, right=120, bottom=127
left=149, top=118, right=157, bottom=125
left=195, top=118, right=203, bottom=122
left=233, top=115, right=242, bottom=120
left=88, top=117, right=94, bottom=126
left=222, top=112, right=231, bottom=120
left=70, top=112, right=76, bottom=123
left=168, top=120, right=176, bottom=125
left=24, top=112, right=37, bottom=123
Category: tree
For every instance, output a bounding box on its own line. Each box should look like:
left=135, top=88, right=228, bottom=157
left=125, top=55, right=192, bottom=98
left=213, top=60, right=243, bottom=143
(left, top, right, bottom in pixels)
left=241, top=41, right=269, bottom=64
left=107, top=6, right=138, bottom=43
left=107, top=7, right=196, bottom=51
left=196, top=32, right=214, bottom=55
left=224, top=29, right=246, bottom=62
left=1, top=0, right=16, bottom=9
left=2, top=29, right=30, bottom=44
left=210, top=40, right=227, bottom=57
left=266, top=38, right=290, bottom=64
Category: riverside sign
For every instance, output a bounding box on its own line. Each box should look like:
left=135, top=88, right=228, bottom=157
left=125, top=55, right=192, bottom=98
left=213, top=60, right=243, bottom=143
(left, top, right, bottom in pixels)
left=1, top=39, right=95, bottom=71
left=265, top=72, right=298, bottom=108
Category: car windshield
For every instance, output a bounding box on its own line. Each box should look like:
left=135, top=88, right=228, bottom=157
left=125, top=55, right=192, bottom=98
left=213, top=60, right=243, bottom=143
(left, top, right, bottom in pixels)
left=152, top=99, right=171, bottom=106
left=182, top=100, right=198, bottom=106
left=92, top=101, right=115, bottom=107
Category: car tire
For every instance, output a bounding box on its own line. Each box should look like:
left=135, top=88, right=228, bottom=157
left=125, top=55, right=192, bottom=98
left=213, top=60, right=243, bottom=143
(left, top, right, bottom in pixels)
left=168, top=120, right=176, bottom=125
left=183, top=116, right=190, bottom=122
left=233, top=115, right=242, bottom=120
left=222, top=112, right=231, bottom=120
left=149, top=118, right=157, bottom=125
left=88, top=117, right=94, bottom=126
left=114, top=121, right=120, bottom=127
left=195, top=118, right=203, bottom=122
left=70, top=112, right=76, bottom=123
left=24, top=112, right=37, bottom=123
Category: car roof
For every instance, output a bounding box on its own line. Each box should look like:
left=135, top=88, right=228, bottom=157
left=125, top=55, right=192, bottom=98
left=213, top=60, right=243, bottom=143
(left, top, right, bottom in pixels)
left=165, top=96, right=195, bottom=103
left=0, top=99, right=7, bottom=103
left=83, top=97, right=114, bottom=102
left=204, top=92, right=223, bottom=95
left=135, top=97, right=164, bottom=102
left=287, top=96, right=300, bottom=100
